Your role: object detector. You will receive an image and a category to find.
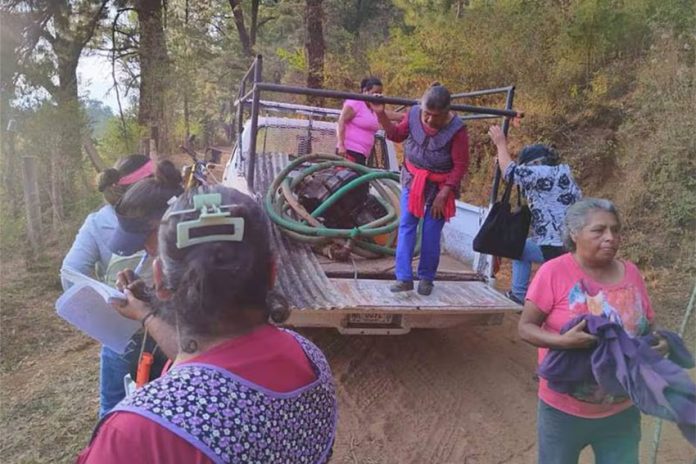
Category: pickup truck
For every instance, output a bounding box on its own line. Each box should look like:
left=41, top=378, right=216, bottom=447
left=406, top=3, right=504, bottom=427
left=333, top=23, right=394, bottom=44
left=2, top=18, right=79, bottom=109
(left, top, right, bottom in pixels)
left=222, top=106, right=520, bottom=334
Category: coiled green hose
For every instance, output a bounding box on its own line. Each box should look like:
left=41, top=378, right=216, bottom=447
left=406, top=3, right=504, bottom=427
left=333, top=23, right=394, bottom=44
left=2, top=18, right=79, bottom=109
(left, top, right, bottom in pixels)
left=264, top=153, right=419, bottom=256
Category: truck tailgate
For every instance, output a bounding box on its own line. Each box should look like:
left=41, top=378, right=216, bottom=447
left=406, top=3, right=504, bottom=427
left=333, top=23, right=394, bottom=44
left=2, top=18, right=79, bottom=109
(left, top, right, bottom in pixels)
left=327, top=278, right=519, bottom=313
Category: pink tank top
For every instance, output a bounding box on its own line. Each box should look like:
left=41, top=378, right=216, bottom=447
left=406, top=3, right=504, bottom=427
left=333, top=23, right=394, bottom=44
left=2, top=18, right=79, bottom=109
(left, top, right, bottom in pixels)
left=339, top=99, right=379, bottom=156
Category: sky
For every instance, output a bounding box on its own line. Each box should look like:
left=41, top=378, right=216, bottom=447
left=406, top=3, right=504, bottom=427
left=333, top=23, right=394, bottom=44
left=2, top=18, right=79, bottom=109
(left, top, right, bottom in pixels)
left=77, top=53, right=123, bottom=112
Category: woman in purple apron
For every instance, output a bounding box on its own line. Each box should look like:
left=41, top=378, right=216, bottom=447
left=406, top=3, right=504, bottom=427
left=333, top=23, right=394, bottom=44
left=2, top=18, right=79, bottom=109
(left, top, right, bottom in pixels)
left=77, top=185, right=337, bottom=464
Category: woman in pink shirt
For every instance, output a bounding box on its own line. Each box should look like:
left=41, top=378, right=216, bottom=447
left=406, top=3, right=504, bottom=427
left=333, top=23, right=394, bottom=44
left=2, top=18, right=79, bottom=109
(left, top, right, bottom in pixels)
left=518, top=198, right=669, bottom=464
left=336, top=77, right=399, bottom=165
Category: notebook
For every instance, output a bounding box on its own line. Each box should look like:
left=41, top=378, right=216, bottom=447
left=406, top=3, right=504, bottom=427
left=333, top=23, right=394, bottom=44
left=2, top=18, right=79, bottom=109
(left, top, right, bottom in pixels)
left=56, top=267, right=140, bottom=354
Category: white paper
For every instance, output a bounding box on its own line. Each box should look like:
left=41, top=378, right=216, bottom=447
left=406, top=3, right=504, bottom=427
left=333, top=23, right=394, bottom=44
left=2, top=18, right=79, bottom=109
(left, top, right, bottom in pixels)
left=60, top=267, right=126, bottom=301
left=55, top=271, right=139, bottom=354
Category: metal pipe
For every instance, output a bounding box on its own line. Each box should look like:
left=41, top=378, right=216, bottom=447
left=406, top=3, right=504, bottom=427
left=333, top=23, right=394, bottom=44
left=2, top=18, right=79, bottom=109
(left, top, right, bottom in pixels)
left=460, top=113, right=506, bottom=121
left=451, top=86, right=514, bottom=99
left=489, top=86, right=516, bottom=204
left=246, top=55, right=263, bottom=190
left=241, top=56, right=259, bottom=84
left=236, top=99, right=342, bottom=117
left=235, top=88, right=256, bottom=107
left=236, top=82, right=245, bottom=140
left=255, top=83, right=523, bottom=118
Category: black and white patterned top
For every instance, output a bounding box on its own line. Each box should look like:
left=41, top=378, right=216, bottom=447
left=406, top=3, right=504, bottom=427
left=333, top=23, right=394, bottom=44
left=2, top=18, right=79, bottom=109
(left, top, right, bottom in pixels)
left=504, top=162, right=582, bottom=246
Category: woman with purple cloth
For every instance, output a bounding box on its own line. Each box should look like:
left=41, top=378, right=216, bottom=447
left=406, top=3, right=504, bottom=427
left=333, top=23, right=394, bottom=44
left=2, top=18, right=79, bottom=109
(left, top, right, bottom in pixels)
left=77, top=185, right=337, bottom=464
left=518, top=198, right=671, bottom=464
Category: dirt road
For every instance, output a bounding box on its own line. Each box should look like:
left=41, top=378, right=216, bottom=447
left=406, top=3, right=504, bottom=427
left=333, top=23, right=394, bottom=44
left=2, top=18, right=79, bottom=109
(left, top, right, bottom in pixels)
left=1, top=254, right=693, bottom=463
left=309, top=317, right=693, bottom=464
left=313, top=317, right=539, bottom=464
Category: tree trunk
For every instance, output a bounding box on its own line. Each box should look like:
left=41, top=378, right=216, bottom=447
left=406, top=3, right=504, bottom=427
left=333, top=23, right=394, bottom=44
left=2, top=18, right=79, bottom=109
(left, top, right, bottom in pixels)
left=228, top=0, right=253, bottom=57
left=304, top=0, right=325, bottom=106
left=83, top=136, right=107, bottom=172
left=136, top=0, right=170, bottom=153
left=55, top=52, right=82, bottom=203
left=250, top=0, right=260, bottom=46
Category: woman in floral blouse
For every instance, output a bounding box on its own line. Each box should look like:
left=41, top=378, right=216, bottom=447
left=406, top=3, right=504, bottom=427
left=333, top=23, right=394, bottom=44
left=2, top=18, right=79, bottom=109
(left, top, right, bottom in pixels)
left=488, top=125, right=582, bottom=304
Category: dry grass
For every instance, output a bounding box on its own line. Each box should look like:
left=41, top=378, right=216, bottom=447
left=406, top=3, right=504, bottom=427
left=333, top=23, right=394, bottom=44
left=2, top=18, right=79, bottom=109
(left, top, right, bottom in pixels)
left=0, top=245, right=101, bottom=463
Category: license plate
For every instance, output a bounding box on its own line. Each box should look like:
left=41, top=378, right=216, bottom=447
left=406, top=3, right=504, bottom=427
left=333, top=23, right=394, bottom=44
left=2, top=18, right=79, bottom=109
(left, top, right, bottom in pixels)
left=348, top=313, right=394, bottom=324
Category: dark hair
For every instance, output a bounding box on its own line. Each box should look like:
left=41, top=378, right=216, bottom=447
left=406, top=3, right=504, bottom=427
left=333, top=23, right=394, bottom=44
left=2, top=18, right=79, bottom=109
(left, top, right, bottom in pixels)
left=518, top=144, right=560, bottom=166
left=97, top=154, right=150, bottom=205
left=360, top=77, right=383, bottom=93
left=156, top=185, right=279, bottom=338
left=421, top=83, right=451, bottom=111
left=115, top=160, right=183, bottom=221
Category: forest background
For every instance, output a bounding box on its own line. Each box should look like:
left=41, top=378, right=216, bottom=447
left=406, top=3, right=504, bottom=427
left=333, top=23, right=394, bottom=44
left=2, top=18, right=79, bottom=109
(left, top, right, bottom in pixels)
left=0, top=0, right=694, bottom=461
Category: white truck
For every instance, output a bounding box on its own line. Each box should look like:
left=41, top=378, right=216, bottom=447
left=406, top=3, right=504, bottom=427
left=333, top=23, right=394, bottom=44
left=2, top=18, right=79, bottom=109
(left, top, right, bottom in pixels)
left=223, top=60, right=521, bottom=334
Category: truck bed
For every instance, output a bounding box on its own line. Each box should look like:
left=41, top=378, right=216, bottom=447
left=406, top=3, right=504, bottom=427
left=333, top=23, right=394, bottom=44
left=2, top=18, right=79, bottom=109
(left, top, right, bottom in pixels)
left=253, top=152, right=519, bottom=332
left=318, top=254, right=480, bottom=281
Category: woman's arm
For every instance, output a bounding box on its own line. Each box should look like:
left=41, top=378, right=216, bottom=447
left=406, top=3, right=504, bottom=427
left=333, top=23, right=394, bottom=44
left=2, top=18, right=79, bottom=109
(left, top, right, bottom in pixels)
left=487, top=125, right=514, bottom=174
left=518, top=300, right=598, bottom=349
left=110, top=289, right=180, bottom=360
left=112, top=270, right=180, bottom=359
left=336, top=104, right=356, bottom=155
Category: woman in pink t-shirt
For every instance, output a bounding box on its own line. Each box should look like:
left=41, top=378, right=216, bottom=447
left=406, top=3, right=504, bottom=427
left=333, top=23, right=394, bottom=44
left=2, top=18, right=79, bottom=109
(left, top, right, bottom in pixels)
left=518, top=198, right=669, bottom=464
left=336, top=77, right=400, bottom=165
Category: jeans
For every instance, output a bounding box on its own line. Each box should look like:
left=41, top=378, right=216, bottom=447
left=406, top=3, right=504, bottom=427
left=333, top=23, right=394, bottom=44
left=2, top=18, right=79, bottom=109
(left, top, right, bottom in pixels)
left=395, top=186, right=445, bottom=282
left=99, top=345, right=132, bottom=418
left=510, top=239, right=545, bottom=301
left=537, top=400, right=641, bottom=464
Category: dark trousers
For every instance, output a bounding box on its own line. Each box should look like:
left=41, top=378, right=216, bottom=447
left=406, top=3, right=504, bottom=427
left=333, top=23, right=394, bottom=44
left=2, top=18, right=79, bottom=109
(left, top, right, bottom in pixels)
left=537, top=400, right=641, bottom=464
left=336, top=148, right=366, bottom=165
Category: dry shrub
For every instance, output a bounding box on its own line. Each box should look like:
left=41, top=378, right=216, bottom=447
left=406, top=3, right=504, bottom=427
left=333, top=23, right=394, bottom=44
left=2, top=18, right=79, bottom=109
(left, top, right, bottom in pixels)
left=612, top=33, right=696, bottom=335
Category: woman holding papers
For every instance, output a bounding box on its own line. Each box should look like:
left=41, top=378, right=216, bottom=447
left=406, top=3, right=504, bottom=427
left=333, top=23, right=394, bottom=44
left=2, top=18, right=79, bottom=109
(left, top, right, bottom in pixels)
left=90, top=160, right=184, bottom=417
left=61, top=155, right=153, bottom=287
left=77, top=186, right=337, bottom=464
left=61, top=154, right=154, bottom=418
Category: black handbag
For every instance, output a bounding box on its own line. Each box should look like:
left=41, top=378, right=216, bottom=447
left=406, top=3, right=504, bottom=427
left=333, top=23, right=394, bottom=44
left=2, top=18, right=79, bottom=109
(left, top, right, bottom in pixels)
left=473, top=169, right=531, bottom=259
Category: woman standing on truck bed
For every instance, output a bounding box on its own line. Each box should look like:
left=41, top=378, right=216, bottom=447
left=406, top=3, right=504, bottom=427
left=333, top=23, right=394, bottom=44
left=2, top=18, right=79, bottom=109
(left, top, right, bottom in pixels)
left=373, top=83, right=469, bottom=296
left=336, top=77, right=401, bottom=165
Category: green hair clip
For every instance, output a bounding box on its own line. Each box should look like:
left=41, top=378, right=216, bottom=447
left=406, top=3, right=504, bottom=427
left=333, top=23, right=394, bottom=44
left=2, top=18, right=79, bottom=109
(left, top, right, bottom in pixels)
left=167, top=193, right=245, bottom=249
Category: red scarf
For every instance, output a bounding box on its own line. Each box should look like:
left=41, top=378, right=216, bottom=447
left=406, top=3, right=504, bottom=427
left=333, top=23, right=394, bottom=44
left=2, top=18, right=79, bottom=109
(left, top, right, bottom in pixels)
left=405, top=160, right=456, bottom=221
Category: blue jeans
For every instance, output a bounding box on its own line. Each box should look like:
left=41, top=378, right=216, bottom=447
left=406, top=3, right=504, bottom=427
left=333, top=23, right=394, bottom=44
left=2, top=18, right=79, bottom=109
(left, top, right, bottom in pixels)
left=395, top=186, right=445, bottom=282
left=537, top=400, right=641, bottom=464
left=510, top=239, right=545, bottom=301
left=99, top=345, right=132, bottom=418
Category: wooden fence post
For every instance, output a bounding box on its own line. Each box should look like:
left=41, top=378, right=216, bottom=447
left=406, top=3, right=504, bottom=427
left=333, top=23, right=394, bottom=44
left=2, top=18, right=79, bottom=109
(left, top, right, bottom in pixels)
left=21, top=155, right=42, bottom=254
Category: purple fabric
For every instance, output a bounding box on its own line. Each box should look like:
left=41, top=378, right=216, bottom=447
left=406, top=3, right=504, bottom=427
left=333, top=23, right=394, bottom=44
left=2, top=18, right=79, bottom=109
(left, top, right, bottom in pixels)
left=643, top=330, right=695, bottom=369
left=538, top=314, right=696, bottom=447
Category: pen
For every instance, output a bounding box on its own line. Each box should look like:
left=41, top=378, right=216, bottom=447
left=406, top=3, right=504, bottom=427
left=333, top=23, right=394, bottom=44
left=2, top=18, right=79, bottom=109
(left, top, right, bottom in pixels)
left=133, top=252, right=148, bottom=277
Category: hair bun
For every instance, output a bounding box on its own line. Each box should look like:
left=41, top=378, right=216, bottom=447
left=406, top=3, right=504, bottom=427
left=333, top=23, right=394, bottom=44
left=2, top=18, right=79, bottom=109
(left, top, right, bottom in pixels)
left=97, top=168, right=121, bottom=192
left=154, top=160, right=183, bottom=188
